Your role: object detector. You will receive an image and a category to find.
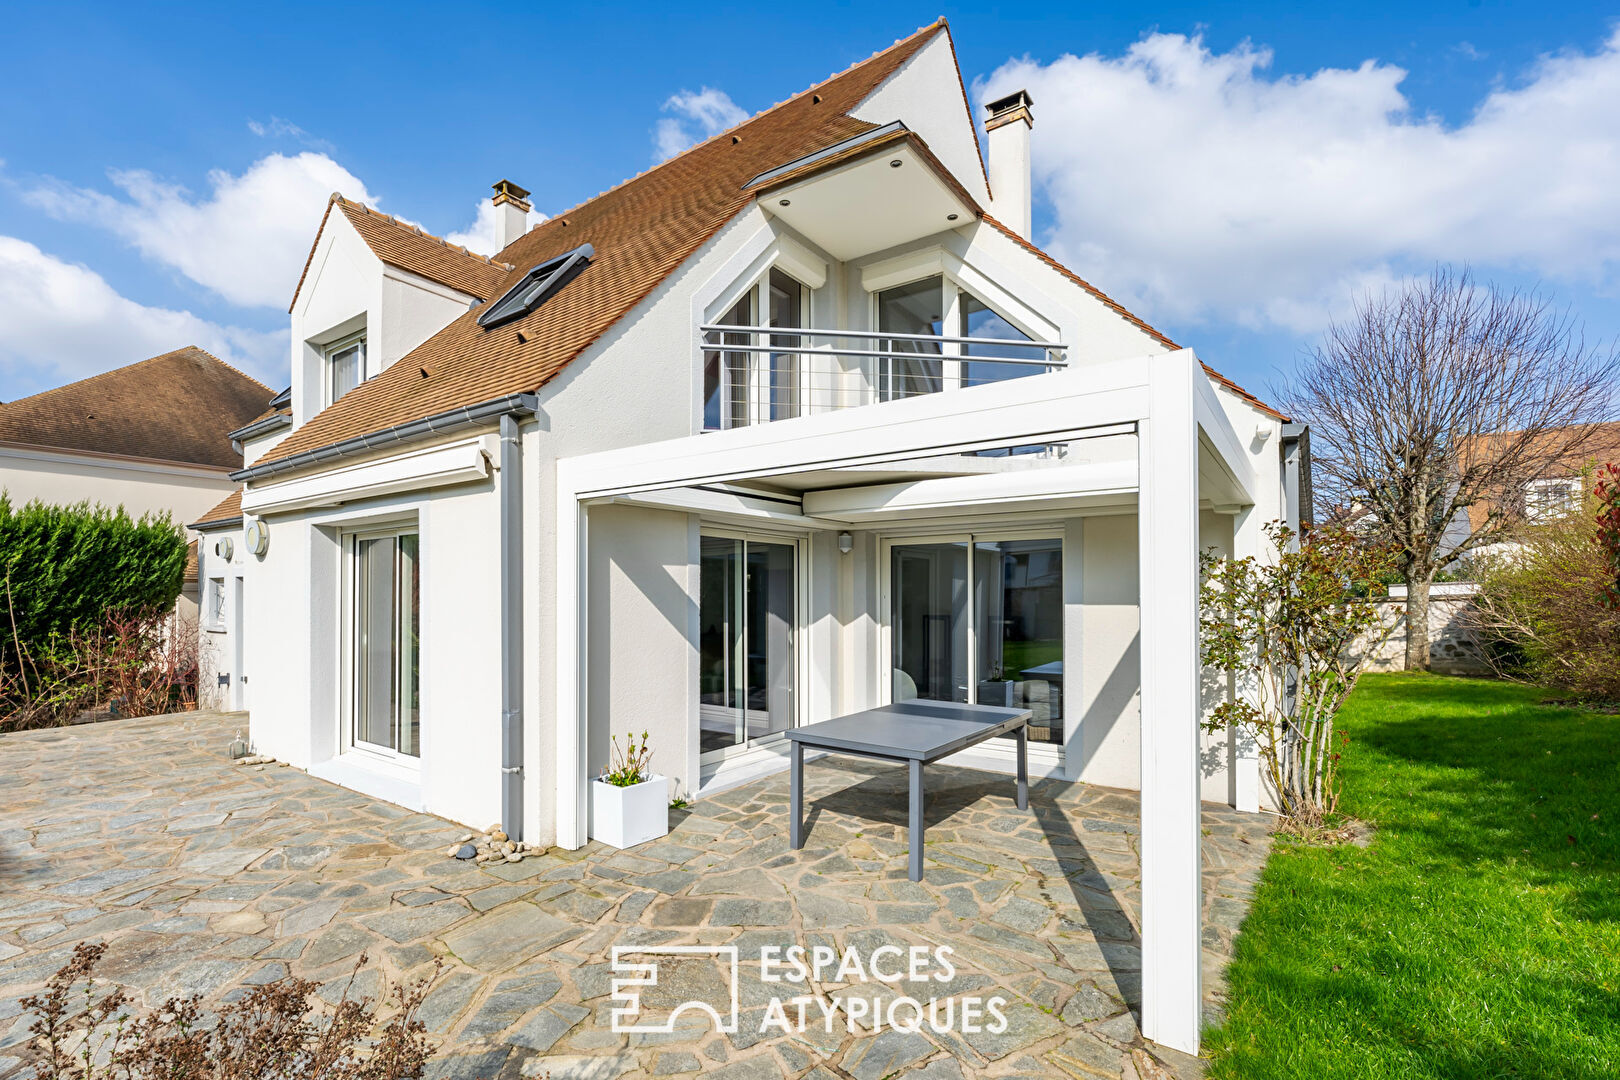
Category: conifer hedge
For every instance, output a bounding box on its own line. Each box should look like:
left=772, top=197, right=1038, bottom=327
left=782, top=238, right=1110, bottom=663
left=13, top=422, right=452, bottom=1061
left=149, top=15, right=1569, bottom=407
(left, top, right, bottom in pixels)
left=0, top=495, right=187, bottom=655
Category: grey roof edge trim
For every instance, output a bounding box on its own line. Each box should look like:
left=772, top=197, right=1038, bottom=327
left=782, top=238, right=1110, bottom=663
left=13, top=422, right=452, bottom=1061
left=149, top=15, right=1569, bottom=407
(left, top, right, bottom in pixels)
left=231, top=392, right=539, bottom=483
left=228, top=411, right=293, bottom=442
left=188, top=513, right=244, bottom=532
left=742, top=120, right=910, bottom=190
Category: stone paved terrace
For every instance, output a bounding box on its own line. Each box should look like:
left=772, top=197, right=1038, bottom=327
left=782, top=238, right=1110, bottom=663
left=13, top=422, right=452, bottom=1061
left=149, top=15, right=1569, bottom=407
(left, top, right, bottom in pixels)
left=0, top=712, right=1271, bottom=1080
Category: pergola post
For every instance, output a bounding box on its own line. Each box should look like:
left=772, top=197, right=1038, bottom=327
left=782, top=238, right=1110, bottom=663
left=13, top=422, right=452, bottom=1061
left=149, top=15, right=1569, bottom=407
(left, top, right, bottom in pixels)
left=1137, top=358, right=1203, bottom=1054
left=555, top=462, right=590, bottom=850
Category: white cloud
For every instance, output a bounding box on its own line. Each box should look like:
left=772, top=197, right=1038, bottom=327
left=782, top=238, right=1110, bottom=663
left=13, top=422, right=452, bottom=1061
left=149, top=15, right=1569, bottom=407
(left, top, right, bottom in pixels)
left=979, top=30, right=1620, bottom=335
left=444, top=198, right=548, bottom=257
left=247, top=117, right=333, bottom=153
left=23, top=152, right=380, bottom=309
left=654, top=87, right=748, bottom=160
left=0, top=236, right=286, bottom=396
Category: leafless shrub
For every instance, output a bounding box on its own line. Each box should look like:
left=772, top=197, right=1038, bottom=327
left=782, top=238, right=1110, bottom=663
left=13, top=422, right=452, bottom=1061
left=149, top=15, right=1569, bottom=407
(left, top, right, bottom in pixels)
left=1468, top=482, right=1620, bottom=702
left=1, top=607, right=198, bottom=732
left=21, top=942, right=443, bottom=1080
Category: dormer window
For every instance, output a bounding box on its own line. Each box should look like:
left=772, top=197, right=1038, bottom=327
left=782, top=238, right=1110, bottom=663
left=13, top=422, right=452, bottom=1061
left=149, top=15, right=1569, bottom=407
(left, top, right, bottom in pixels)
left=478, top=243, right=593, bottom=329
left=326, top=332, right=366, bottom=405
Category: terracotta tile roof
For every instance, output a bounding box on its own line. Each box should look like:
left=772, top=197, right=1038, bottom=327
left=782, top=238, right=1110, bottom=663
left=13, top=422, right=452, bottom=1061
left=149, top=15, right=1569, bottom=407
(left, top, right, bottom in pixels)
left=258, top=21, right=952, bottom=469
left=184, top=539, right=198, bottom=582
left=0, top=347, right=274, bottom=469
left=189, top=486, right=243, bottom=530
left=288, top=198, right=515, bottom=312
left=980, top=215, right=1288, bottom=422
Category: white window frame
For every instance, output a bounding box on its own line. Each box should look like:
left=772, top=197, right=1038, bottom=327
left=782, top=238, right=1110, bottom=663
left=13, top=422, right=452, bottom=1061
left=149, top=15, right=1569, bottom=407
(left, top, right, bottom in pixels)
left=324, top=331, right=367, bottom=408
left=697, top=524, right=810, bottom=766
left=339, top=520, right=422, bottom=768
left=877, top=525, right=1066, bottom=765
left=869, top=270, right=1045, bottom=402
left=1524, top=477, right=1582, bottom=522
left=204, top=576, right=227, bottom=633
left=702, top=267, right=813, bottom=431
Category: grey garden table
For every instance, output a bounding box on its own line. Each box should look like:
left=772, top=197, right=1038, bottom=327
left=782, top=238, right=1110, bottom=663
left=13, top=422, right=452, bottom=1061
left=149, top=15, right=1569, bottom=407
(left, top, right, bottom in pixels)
left=785, top=699, right=1032, bottom=881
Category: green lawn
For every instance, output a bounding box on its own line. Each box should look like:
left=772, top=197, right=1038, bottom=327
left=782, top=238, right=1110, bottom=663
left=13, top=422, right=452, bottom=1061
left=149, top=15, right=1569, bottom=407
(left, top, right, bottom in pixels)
left=1205, top=673, right=1620, bottom=1079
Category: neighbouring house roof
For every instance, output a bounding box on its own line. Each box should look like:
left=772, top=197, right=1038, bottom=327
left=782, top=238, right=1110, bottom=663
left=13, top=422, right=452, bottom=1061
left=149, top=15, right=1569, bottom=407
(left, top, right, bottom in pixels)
left=256, top=18, right=1281, bottom=472
left=0, top=347, right=273, bottom=469
left=1462, top=420, right=1620, bottom=531
left=189, top=486, right=244, bottom=531
left=289, top=198, right=515, bottom=312
left=184, top=539, right=198, bottom=583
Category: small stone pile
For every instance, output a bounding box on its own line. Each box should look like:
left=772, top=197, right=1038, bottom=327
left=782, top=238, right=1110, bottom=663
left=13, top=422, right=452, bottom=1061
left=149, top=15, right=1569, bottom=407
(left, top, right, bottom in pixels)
left=233, top=754, right=287, bottom=772
left=446, top=825, right=540, bottom=864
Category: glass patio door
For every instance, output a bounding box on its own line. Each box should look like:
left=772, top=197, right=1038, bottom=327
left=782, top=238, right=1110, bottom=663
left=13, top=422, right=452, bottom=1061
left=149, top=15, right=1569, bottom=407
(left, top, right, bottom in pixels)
left=700, top=533, right=797, bottom=758
left=351, top=531, right=420, bottom=758
left=887, top=534, right=1063, bottom=745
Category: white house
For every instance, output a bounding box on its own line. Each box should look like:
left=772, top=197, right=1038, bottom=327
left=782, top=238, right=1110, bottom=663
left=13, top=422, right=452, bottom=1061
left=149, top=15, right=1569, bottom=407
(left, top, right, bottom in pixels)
left=204, top=21, right=1305, bottom=1053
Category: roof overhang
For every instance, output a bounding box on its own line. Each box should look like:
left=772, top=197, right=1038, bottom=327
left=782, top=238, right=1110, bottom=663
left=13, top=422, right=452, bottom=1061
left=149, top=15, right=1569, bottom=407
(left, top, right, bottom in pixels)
left=228, top=410, right=292, bottom=444
left=748, top=123, right=979, bottom=261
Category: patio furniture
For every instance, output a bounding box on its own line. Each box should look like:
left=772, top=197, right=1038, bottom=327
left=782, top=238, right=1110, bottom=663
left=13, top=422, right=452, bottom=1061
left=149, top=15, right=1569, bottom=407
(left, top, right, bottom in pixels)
left=785, top=699, right=1031, bottom=881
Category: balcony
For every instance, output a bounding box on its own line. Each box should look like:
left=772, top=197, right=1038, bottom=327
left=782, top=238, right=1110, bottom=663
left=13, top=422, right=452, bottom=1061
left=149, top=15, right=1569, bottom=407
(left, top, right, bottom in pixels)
left=700, top=324, right=1067, bottom=430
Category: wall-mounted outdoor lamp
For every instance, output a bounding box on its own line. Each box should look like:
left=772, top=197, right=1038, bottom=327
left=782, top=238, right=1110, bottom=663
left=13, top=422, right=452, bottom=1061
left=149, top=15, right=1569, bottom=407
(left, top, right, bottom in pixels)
left=838, top=531, right=853, bottom=554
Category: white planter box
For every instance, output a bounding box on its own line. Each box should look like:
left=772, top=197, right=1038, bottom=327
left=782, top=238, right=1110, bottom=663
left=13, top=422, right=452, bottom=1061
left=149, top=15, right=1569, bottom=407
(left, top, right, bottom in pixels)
left=590, top=774, right=670, bottom=849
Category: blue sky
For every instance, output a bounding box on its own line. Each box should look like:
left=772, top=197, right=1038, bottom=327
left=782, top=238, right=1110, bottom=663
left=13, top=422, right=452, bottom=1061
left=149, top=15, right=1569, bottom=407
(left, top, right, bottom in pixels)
left=2, top=1, right=1618, bottom=404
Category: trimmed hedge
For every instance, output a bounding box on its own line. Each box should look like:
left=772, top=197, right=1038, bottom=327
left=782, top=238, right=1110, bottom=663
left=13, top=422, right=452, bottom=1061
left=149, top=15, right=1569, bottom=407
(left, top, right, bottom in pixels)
left=0, top=495, right=187, bottom=654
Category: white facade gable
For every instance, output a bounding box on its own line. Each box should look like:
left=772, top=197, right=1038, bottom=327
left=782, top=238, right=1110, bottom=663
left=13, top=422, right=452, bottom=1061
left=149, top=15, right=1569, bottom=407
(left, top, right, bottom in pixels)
left=851, top=33, right=990, bottom=207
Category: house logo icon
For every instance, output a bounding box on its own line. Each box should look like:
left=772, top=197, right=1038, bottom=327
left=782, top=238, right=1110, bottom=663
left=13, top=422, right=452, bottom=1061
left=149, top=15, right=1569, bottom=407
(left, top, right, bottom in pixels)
left=610, top=945, right=740, bottom=1034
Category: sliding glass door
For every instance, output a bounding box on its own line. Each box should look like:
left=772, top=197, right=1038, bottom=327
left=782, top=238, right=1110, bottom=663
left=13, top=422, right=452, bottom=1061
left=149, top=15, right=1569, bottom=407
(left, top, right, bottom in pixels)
left=351, top=530, right=420, bottom=758
left=700, top=533, right=797, bottom=758
left=887, top=533, right=1063, bottom=745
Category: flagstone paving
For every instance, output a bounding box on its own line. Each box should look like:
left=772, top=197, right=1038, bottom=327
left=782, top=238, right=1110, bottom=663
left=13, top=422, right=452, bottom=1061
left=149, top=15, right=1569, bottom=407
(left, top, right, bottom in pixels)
left=0, top=711, right=1272, bottom=1079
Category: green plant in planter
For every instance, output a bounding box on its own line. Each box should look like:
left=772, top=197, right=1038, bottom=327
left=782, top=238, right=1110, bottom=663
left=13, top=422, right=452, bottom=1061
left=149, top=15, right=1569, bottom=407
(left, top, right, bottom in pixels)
left=599, top=730, right=653, bottom=787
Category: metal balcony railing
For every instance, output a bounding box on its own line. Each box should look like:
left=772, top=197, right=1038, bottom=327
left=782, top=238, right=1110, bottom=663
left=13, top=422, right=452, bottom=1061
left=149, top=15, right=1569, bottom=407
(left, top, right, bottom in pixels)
left=699, top=324, right=1067, bottom=428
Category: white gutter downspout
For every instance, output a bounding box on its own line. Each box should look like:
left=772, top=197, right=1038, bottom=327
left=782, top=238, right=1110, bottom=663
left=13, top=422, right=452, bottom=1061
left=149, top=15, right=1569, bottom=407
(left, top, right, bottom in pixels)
left=499, top=411, right=525, bottom=839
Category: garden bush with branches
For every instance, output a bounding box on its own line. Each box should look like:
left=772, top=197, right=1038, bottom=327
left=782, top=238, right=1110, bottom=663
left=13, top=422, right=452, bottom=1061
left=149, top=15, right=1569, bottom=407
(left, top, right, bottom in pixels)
left=0, top=497, right=194, bottom=730
left=1470, top=467, right=1620, bottom=703
left=21, top=942, right=442, bottom=1080
left=1200, top=523, right=1396, bottom=827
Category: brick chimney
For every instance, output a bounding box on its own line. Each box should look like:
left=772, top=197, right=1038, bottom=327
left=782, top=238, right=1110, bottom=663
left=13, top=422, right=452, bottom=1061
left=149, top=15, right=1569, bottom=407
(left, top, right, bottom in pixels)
left=984, top=90, right=1034, bottom=240
left=491, top=179, right=532, bottom=250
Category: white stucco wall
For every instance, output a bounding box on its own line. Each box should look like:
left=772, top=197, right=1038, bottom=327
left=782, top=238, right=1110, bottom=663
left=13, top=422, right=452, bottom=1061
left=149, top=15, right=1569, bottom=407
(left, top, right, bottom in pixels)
left=1075, top=512, right=1141, bottom=789
left=0, top=446, right=235, bottom=531
left=585, top=505, right=699, bottom=805
left=851, top=32, right=991, bottom=207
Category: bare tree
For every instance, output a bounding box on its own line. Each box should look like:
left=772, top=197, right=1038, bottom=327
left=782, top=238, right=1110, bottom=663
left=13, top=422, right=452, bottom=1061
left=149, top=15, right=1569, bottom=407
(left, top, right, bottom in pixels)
left=1281, top=267, right=1618, bottom=670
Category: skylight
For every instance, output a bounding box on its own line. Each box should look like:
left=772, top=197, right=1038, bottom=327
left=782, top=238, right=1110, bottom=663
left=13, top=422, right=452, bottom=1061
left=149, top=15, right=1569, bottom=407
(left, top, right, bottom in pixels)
left=477, top=243, right=594, bottom=329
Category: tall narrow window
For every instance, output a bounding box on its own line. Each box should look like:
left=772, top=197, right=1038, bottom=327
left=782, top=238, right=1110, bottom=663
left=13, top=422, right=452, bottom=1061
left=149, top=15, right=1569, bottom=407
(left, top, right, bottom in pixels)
left=876, top=275, right=944, bottom=400
left=974, top=538, right=1063, bottom=744
left=704, top=292, right=754, bottom=430
left=327, top=334, right=365, bottom=405
left=353, top=531, right=419, bottom=758
left=890, top=542, right=968, bottom=702
left=767, top=268, right=804, bottom=422
left=703, top=268, right=809, bottom=428
left=959, top=293, right=1034, bottom=388
left=699, top=534, right=796, bottom=756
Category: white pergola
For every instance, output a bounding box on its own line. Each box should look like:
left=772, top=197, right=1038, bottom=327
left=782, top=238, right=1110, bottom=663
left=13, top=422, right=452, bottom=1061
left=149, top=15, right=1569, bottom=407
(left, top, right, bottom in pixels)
left=553, top=349, right=1259, bottom=1054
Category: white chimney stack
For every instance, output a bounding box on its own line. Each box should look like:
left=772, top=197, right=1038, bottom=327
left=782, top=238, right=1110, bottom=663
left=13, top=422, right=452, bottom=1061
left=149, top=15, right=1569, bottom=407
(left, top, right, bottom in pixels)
left=491, top=179, right=532, bottom=250
left=984, top=90, right=1034, bottom=240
